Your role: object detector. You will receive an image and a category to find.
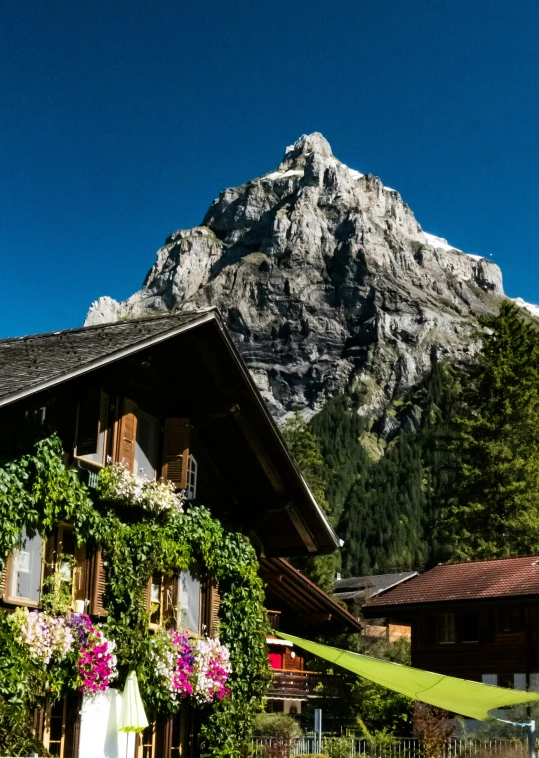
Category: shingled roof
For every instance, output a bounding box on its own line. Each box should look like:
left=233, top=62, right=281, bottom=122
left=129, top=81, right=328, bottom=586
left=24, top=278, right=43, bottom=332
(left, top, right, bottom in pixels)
left=334, top=571, right=417, bottom=602
left=366, top=556, right=539, bottom=609
left=261, top=557, right=363, bottom=633
left=0, top=310, right=215, bottom=406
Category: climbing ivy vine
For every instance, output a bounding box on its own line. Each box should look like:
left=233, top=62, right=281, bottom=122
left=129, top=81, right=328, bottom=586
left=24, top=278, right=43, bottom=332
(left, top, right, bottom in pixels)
left=0, top=435, right=270, bottom=757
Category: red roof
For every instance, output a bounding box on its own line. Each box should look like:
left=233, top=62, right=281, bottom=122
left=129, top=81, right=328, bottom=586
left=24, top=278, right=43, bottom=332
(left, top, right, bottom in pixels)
left=367, top=555, right=539, bottom=608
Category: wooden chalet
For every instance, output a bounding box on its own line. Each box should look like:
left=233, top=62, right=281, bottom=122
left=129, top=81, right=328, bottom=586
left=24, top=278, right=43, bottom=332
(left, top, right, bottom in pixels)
left=334, top=572, right=416, bottom=642
left=0, top=309, right=340, bottom=758
left=260, top=557, right=362, bottom=714
left=363, top=556, right=539, bottom=692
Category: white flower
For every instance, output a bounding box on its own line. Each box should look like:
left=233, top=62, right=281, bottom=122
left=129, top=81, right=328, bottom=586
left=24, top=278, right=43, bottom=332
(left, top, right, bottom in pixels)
left=98, top=461, right=185, bottom=515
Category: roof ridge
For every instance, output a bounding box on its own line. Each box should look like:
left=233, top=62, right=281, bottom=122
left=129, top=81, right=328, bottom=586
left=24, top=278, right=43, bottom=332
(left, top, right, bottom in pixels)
left=0, top=308, right=216, bottom=345
left=435, top=554, right=539, bottom=568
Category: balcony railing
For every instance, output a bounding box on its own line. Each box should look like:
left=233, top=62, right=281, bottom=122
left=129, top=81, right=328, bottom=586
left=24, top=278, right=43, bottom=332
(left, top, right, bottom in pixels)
left=268, top=669, right=343, bottom=699
left=75, top=459, right=102, bottom=489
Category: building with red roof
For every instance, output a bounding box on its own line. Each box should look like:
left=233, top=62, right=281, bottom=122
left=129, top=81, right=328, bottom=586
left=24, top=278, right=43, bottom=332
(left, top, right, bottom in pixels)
left=363, top=556, right=539, bottom=690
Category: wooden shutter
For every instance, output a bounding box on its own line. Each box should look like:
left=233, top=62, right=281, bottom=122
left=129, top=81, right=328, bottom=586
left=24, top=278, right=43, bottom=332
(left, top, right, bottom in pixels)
left=143, top=577, right=151, bottom=613
left=0, top=566, right=6, bottom=599
left=161, top=418, right=190, bottom=489
left=210, top=580, right=221, bottom=637
left=89, top=549, right=107, bottom=617
left=116, top=399, right=138, bottom=472
left=204, top=576, right=221, bottom=637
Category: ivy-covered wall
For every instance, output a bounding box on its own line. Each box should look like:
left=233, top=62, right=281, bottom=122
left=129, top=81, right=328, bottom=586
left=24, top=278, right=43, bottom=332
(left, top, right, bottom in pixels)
left=0, top=435, right=270, bottom=757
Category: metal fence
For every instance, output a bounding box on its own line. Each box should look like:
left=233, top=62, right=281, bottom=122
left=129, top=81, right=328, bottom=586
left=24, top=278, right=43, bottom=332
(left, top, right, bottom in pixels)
left=251, top=737, right=529, bottom=758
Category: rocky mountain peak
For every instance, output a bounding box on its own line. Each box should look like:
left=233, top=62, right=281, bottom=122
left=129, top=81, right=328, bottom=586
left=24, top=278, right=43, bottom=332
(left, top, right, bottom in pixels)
left=280, top=132, right=333, bottom=170
left=86, top=133, right=507, bottom=424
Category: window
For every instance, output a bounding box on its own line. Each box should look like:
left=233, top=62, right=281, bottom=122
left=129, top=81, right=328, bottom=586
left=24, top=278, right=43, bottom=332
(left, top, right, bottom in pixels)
left=42, top=695, right=81, bottom=757
left=45, top=698, right=65, bottom=756
left=177, top=569, right=202, bottom=635
left=135, top=412, right=159, bottom=479
left=75, top=391, right=108, bottom=466
left=437, top=613, right=455, bottom=644
left=498, top=608, right=525, bottom=634
left=138, top=722, right=156, bottom=758
left=170, top=712, right=183, bottom=757
left=8, top=526, right=43, bottom=605
left=186, top=454, right=198, bottom=500
left=56, top=526, right=88, bottom=612
left=149, top=573, right=163, bottom=627
left=461, top=612, right=479, bottom=643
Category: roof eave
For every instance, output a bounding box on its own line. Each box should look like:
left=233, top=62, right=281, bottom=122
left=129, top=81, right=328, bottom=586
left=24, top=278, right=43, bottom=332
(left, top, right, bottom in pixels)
left=0, top=310, right=217, bottom=410
left=211, top=318, right=340, bottom=553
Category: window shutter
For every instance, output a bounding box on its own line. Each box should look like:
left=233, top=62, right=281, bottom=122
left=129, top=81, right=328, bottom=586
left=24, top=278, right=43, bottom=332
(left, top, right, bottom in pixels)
left=116, top=399, right=138, bottom=472
left=89, top=549, right=107, bottom=617
left=161, top=418, right=190, bottom=489
left=203, top=575, right=221, bottom=637
left=0, top=567, right=6, bottom=599
left=209, top=579, right=221, bottom=637
left=143, top=577, right=151, bottom=612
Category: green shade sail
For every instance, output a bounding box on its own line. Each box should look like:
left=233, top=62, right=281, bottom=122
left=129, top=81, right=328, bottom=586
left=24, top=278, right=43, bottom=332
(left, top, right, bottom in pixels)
left=276, top=632, right=539, bottom=721
left=118, top=671, right=149, bottom=733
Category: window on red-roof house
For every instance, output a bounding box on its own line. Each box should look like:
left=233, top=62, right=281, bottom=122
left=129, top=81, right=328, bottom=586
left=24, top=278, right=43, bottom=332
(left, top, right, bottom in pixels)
left=437, top=613, right=455, bottom=644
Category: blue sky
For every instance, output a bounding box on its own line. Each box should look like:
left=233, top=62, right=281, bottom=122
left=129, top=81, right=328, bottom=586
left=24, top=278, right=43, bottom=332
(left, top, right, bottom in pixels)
left=1, top=0, right=538, bottom=338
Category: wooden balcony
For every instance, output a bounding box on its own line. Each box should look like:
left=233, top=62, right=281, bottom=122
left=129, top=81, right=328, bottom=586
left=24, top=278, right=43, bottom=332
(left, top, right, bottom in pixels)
left=268, top=669, right=343, bottom=699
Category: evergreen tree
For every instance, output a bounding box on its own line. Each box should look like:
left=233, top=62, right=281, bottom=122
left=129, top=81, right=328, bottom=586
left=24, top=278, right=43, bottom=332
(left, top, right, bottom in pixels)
left=310, top=394, right=371, bottom=521
left=281, top=413, right=340, bottom=591
left=341, top=435, right=427, bottom=576
left=442, top=302, right=539, bottom=559
left=281, top=412, right=329, bottom=513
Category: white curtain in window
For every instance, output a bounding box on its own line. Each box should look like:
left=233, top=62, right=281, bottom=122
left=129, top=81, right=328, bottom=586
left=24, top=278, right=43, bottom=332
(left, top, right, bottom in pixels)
left=178, top=570, right=201, bottom=634
left=11, top=526, right=42, bottom=602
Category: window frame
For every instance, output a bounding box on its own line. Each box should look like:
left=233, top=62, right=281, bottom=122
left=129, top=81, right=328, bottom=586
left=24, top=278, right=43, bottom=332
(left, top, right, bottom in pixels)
left=137, top=721, right=157, bottom=758
left=148, top=573, right=165, bottom=630
left=43, top=697, right=67, bottom=756
left=4, top=527, right=45, bottom=607
left=134, top=410, right=160, bottom=480
left=176, top=567, right=203, bottom=637
left=460, top=611, right=480, bottom=643
left=437, top=612, right=456, bottom=645
left=186, top=454, right=198, bottom=500
left=74, top=391, right=109, bottom=469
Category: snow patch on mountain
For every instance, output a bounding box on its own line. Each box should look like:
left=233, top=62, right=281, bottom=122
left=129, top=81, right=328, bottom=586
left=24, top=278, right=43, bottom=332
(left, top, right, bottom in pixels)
left=512, top=297, right=539, bottom=319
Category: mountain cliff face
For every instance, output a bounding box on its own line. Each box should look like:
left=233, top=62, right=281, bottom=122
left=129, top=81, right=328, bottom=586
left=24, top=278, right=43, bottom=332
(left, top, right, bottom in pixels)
left=86, top=133, right=504, bottom=422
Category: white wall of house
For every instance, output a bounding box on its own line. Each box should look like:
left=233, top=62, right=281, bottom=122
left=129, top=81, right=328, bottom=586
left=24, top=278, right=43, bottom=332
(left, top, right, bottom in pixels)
left=79, top=689, right=135, bottom=758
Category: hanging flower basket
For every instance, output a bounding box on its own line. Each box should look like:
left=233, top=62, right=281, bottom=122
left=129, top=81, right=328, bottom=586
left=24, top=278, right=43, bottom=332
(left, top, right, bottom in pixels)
left=97, top=460, right=185, bottom=515
left=150, top=629, right=231, bottom=706
left=12, top=609, right=117, bottom=696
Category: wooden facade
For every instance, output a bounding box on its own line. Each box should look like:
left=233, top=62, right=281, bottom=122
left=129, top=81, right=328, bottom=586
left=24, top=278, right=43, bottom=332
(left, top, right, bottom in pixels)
left=409, top=600, right=539, bottom=686
left=0, top=311, right=339, bottom=758
left=262, top=558, right=363, bottom=714
left=363, top=558, right=539, bottom=691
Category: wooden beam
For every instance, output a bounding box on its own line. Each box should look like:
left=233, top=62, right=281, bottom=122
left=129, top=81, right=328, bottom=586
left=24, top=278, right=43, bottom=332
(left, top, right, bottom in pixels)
left=303, top=612, right=332, bottom=623
left=285, top=504, right=318, bottom=553
left=260, top=572, right=284, bottom=583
